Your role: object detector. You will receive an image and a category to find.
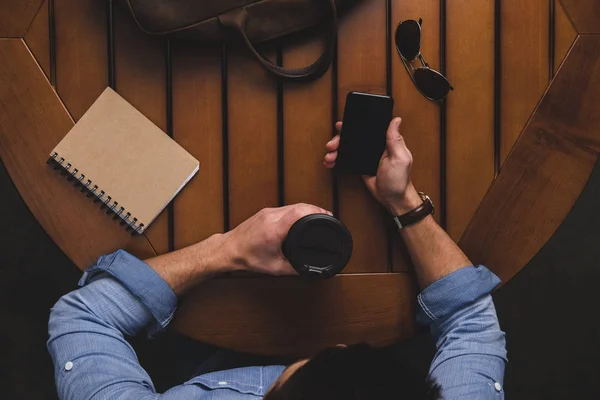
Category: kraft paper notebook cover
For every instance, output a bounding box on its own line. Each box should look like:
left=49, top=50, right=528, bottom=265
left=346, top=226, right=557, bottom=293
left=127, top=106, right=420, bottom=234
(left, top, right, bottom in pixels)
left=47, top=87, right=199, bottom=234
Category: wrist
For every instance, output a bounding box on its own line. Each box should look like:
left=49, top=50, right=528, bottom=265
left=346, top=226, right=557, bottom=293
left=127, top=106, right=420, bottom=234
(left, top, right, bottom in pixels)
left=385, top=184, right=423, bottom=216
left=217, top=231, right=254, bottom=273
left=145, top=233, right=232, bottom=296
left=195, top=233, right=238, bottom=275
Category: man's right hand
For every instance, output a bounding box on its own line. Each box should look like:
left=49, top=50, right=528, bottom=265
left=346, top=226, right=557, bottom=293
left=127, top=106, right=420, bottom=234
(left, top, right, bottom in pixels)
left=323, top=117, right=422, bottom=216
left=222, top=204, right=332, bottom=276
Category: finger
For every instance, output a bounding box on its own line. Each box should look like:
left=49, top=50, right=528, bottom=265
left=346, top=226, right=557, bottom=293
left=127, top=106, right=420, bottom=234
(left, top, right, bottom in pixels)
left=385, top=117, right=409, bottom=158
left=268, top=203, right=330, bottom=221
left=325, top=135, right=340, bottom=152
left=324, top=151, right=338, bottom=164
left=261, top=204, right=300, bottom=221
left=323, top=160, right=336, bottom=169
left=335, top=121, right=343, bottom=132
left=278, top=203, right=330, bottom=231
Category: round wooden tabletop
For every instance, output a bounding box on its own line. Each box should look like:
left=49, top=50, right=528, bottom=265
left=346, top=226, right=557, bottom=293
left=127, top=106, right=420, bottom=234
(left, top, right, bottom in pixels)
left=1, top=0, right=599, bottom=356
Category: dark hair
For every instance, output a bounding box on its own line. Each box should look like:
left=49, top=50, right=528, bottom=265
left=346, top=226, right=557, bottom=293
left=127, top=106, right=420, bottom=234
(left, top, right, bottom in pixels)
left=264, top=343, right=441, bottom=400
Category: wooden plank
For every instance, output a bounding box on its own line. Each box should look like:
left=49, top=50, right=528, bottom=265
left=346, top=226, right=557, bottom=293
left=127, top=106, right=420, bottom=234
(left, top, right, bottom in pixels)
left=0, top=0, right=43, bottom=37
left=54, top=0, right=108, bottom=120
left=283, top=37, right=334, bottom=211
left=554, top=0, right=577, bottom=74
left=0, top=39, right=155, bottom=270
left=389, top=0, right=440, bottom=271
left=560, top=0, right=600, bottom=33
left=227, top=47, right=278, bottom=228
left=446, top=0, right=495, bottom=241
left=500, top=0, right=550, bottom=164
left=337, top=0, right=388, bottom=273
left=461, top=36, right=600, bottom=284
left=113, top=5, right=169, bottom=255
left=172, top=42, right=224, bottom=248
left=173, top=273, right=417, bottom=357
left=24, top=0, right=50, bottom=79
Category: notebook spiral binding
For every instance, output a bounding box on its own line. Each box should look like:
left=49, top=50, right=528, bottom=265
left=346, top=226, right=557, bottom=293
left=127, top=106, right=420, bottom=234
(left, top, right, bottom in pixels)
left=47, top=152, right=145, bottom=235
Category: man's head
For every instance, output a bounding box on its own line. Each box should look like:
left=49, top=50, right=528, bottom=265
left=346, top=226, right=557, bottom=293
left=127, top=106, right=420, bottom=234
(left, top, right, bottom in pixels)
left=264, top=343, right=441, bottom=400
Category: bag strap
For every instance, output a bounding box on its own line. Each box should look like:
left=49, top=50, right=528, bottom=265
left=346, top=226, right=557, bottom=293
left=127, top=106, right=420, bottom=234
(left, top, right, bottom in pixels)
left=218, top=0, right=338, bottom=82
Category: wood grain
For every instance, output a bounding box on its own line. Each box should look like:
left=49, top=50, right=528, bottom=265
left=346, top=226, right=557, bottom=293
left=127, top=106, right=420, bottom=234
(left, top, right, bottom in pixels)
left=446, top=0, right=495, bottom=241
left=54, top=0, right=108, bottom=120
left=113, top=5, right=169, bottom=255
left=560, top=0, right=600, bottom=34
left=391, top=0, right=441, bottom=271
left=460, top=36, right=600, bottom=284
left=554, top=0, right=577, bottom=75
left=500, top=0, right=550, bottom=165
left=172, top=42, right=224, bottom=247
left=173, top=273, right=417, bottom=356
left=0, top=39, right=155, bottom=270
left=337, top=0, right=389, bottom=273
left=24, top=0, right=50, bottom=79
left=0, top=0, right=43, bottom=37
left=227, top=47, right=279, bottom=228
left=283, top=38, right=334, bottom=211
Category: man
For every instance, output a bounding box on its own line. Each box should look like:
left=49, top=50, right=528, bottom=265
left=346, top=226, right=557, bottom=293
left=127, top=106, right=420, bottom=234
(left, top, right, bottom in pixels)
left=48, top=118, right=506, bottom=399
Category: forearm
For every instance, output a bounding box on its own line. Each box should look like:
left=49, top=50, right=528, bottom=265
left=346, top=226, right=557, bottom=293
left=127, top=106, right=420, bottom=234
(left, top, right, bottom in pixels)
left=145, top=233, right=236, bottom=296
left=390, top=185, right=472, bottom=290
left=324, top=117, right=506, bottom=397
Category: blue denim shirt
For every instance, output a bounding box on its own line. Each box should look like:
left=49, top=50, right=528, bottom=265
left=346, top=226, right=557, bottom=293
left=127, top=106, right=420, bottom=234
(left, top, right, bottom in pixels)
left=48, top=250, right=506, bottom=399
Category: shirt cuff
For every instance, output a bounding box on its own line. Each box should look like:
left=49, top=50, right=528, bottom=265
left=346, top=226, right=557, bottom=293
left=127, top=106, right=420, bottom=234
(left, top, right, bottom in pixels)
left=416, top=265, right=501, bottom=325
left=79, top=250, right=178, bottom=335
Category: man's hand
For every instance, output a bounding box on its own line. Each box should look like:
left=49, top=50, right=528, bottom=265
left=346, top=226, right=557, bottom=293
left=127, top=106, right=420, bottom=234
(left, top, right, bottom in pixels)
left=146, top=204, right=330, bottom=295
left=223, top=204, right=332, bottom=275
left=323, top=117, right=422, bottom=215
left=324, top=116, right=473, bottom=290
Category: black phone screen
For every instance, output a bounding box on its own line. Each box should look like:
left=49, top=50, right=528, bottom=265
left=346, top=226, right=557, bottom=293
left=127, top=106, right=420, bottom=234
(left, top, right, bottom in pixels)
left=336, top=92, right=394, bottom=176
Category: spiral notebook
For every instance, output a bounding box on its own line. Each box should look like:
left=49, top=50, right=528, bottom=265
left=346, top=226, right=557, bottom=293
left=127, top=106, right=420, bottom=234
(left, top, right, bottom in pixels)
left=47, top=87, right=199, bottom=234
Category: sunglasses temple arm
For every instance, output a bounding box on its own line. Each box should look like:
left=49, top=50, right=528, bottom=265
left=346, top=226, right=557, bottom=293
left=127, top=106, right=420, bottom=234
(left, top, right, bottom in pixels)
left=400, top=57, right=422, bottom=91
left=418, top=53, right=430, bottom=68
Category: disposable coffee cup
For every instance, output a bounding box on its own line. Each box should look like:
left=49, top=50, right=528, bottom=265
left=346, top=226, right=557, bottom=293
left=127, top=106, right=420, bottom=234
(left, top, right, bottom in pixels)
left=282, top=214, right=353, bottom=278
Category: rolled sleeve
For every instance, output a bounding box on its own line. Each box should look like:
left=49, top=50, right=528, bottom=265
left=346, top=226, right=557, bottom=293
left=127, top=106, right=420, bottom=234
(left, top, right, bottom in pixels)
left=417, top=266, right=507, bottom=399
left=47, top=251, right=194, bottom=399
left=79, top=249, right=178, bottom=335
left=416, top=265, right=501, bottom=325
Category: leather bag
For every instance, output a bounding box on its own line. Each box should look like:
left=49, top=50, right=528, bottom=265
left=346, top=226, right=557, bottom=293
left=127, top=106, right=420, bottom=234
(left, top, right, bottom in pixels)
left=122, top=0, right=360, bottom=81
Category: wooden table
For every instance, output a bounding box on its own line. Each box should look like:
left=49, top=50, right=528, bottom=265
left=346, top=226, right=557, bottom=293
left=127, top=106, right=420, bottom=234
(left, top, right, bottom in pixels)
left=1, top=0, right=599, bottom=356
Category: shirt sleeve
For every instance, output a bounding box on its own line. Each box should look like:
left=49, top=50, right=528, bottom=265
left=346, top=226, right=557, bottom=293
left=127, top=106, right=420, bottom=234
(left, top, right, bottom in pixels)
left=47, top=250, right=207, bottom=400
left=417, top=265, right=507, bottom=399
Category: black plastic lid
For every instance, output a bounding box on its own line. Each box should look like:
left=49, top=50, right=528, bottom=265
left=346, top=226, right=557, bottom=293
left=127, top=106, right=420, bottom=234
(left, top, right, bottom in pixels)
left=282, top=214, right=353, bottom=278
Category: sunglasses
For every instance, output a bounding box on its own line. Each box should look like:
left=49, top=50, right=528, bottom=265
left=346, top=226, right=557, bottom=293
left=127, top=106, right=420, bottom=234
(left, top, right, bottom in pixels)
left=395, top=18, right=453, bottom=101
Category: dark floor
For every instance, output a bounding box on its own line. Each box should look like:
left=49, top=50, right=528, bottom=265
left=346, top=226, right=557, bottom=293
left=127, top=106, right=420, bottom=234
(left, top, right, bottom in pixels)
left=2, top=156, right=600, bottom=399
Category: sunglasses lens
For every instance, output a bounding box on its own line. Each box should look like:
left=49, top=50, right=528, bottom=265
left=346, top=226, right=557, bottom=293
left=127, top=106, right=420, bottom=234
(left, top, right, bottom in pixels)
left=395, top=20, right=421, bottom=60
left=414, top=68, right=451, bottom=100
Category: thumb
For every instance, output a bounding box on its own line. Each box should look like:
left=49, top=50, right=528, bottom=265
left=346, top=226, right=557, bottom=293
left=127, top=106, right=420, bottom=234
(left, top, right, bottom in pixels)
left=386, top=117, right=406, bottom=158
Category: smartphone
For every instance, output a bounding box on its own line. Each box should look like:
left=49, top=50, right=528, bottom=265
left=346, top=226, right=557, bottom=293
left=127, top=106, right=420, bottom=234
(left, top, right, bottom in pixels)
left=335, top=92, right=394, bottom=176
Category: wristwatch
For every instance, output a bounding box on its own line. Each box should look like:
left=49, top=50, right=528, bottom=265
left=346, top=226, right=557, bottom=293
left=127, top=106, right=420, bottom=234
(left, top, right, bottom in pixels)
left=393, top=192, right=435, bottom=230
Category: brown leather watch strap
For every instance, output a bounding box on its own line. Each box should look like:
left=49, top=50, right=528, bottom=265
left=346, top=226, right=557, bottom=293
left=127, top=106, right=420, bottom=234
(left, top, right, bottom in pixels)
left=393, top=192, right=435, bottom=230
